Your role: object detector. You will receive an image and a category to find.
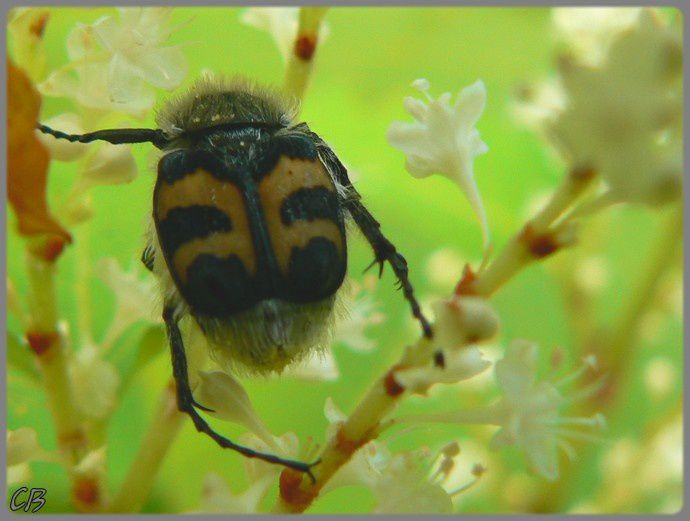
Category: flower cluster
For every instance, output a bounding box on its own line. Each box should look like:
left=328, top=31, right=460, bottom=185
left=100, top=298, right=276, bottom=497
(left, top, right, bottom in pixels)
left=7, top=5, right=187, bottom=505
left=517, top=8, right=682, bottom=206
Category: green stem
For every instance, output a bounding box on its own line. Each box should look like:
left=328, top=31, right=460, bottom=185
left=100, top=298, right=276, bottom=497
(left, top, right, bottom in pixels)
left=108, top=383, right=185, bottom=513
left=604, top=204, right=682, bottom=370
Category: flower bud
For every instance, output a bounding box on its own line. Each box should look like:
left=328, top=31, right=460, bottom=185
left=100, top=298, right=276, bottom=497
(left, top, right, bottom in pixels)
left=432, top=295, right=500, bottom=349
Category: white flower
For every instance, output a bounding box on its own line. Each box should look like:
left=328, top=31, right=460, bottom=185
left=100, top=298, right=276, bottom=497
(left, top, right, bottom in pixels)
left=193, top=370, right=275, bottom=447
left=371, top=449, right=454, bottom=514
left=552, top=7, right=643, bottom=66
left=69, top=345, right=121, bottom=420
left=491, top=341, right=605, bottom=480
left=388, top=79, right=490, bottom=246
left=391, top=295, right=495, bottom=394
left=400, top=340, right=605, bottom=480
left=322, top=400, right=481, bottom=510
left=40, top=8, right=187, bottom=117
left=241, top=7, right=330, bottom=63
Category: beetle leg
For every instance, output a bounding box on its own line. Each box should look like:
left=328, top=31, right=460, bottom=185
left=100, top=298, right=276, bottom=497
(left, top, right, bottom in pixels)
left=345, top=201, right=433, bottom=339
left=312, top=138, right=433, bottom=339
left=162, top=307, right=320, bottom=481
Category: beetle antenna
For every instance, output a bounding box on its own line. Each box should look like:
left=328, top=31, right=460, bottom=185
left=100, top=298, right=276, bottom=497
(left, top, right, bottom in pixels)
left=37, top=124, right=170, bottom=150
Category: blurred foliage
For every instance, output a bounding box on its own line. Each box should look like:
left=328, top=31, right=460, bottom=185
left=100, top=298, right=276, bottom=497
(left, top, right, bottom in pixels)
left=6, top=7, right=682, bottom=513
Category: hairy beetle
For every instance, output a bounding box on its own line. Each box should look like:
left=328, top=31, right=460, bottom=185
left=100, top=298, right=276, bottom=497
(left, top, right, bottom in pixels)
left=38, top=76, right=432, bottom=479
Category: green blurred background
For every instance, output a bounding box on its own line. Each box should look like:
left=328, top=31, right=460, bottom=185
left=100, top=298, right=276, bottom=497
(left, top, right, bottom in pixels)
left=7, top=7, right=683, bottom=513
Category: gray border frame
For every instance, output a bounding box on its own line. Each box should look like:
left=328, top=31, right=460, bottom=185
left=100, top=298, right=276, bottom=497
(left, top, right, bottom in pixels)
left=2, top=0, right=686, bottom=519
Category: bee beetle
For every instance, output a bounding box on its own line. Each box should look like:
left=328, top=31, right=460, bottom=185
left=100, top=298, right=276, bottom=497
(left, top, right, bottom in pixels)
left=38, top=76, right=432, bottom=479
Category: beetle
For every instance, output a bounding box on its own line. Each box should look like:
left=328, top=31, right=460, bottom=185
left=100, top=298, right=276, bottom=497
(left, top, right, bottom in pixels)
left=38, top=76, right=432, bottom=479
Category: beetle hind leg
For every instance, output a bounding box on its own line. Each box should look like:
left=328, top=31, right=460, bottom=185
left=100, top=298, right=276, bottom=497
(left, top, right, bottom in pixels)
left=162, top=307, right=320, bottom=481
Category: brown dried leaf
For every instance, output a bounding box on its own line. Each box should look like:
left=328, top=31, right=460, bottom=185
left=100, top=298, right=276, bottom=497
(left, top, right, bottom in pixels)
left=7, top=58, right=71, bottom=242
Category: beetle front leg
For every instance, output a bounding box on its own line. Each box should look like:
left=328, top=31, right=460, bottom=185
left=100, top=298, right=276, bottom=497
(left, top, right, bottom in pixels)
left=345, top=200, right=433, bottom=339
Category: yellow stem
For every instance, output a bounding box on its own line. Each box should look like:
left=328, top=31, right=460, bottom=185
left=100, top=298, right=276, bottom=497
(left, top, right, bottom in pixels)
left=25, top=249, right=87, bottom=464
left=471, top=167, right=596, bottom=296
left=283, top=8, right=329, bottom=104
left=272, top=338, right=434, bottom=513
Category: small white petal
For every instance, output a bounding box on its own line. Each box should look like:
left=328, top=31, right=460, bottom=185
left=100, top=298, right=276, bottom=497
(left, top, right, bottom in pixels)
left=324, top=396, right=347, bottom=425
left=455, top=80, right=487, bottom=128
left=395, top=347, right=491, bottom=392
left=81, top=143, right=138, bottom=187
left=411, top=78, right=430, bottom=92
left=194, top=371, right=275, bottom=447
left=494, top=339, right=539, bottom=396
left=241, top=7, right=299, bottom=63
left=403, top=96, right=429, bottom=122
left=36, top=113, right=89, bottom=162
left=129, top=46, right=188, bottom=90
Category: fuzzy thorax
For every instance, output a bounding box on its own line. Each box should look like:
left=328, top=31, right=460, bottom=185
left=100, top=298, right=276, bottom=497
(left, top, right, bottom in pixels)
left=155, top=75, right=299, bottom=137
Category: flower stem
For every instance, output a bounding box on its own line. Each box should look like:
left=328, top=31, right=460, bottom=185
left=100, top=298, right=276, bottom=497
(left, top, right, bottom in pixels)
left=272, top=337, right=435, bottom=513
left=283, top=7, right=328, bottom=104
left=469, top=167, right=596, bottom=297
left=108, top=382, right=184, bottom=513
left=25, top=248, right=87, bottom=465
left=600, top=202, right=682, bottom=400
